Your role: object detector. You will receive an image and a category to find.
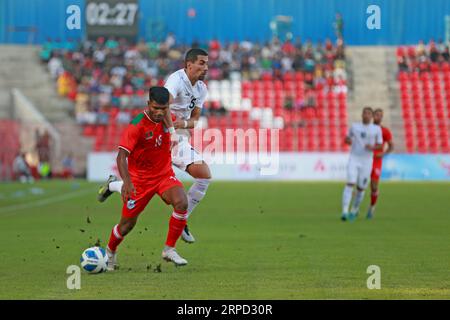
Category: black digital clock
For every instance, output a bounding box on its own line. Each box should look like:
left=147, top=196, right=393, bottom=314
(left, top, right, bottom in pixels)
left=86, top=0, right=139, bottom=41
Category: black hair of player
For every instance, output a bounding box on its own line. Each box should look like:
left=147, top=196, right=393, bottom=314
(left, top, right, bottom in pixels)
left=149, top=86, right=169, bottom=105
left=185, top=48, right=209, bottom=64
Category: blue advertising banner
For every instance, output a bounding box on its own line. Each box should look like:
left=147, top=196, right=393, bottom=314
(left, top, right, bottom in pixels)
left=2, top=0, right=450, bottom=45
left=382, top=154, right=450, bottom=181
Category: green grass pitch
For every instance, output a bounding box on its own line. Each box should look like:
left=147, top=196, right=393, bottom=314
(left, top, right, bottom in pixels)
left=0, top=179, right=449, bottom=299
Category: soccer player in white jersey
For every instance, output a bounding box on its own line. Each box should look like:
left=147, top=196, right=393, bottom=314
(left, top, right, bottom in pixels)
left=162, top=48, right=211, bottom=242
left=341, top=107, right=382, bottom=221
left=98, top=48, right=211, bottom=243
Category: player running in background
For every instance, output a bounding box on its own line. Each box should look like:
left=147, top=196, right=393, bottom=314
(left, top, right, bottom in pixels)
left=366, top=108, right=394, bottom=219
left=341, top=107, right=382, bottom=221
left=99, top=48, right=211, bottom=244
left=106, top=87, right=189, bottom=270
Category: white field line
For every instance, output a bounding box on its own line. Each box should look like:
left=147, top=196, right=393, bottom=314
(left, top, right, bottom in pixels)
left=0, top=188, right=95, bottom=216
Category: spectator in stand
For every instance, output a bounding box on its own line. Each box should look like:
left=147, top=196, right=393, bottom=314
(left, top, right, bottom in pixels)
left=398, top=55, right=409, bottom=72
left=333, top=13, right=344, bottom=40
left=48, top=52, right=63, bottom=79
left=300, top=89, right=317, bottom=113
left=36, top=130, right=51, bottom=164
left=282, top=39, right=295, bottom=56
left=164, top=32, right=176, bottom=49
left=13, top=153, right=34, bottom=183
left=443, top=46, right=450, bottom=62
left=416, top=40, right=426, bottom=57
left=429, top=39, right=439, bottom=63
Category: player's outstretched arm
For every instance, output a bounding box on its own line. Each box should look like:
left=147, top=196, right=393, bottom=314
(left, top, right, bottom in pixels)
left=117, top=148, right=136, bottom=203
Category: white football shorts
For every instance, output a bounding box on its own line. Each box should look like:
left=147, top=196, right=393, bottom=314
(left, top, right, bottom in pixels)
left=346, top=156, right=373, bottom=189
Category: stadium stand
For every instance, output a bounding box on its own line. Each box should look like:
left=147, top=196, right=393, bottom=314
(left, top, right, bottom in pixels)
left=397, top=40, right=450, bottom=153
left=43, top=36, right=348, bottom=152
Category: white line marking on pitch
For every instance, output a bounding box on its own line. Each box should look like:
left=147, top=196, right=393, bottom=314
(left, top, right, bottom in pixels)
left=0, top=188, right=95, bottom=216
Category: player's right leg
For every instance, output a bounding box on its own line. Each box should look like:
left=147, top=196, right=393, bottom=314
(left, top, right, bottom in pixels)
left=367, top=179, right=379, bottom=219
left=106, top=215, right=138, bottom=271
left=97, top=175, right=123, bottom=202
left=159, top=179, right=189, bottom=266
left=106, top=189, right=150, bottom=271
left=349, top=161, right=372, bottom=220
left=342, top=158, right=357, bottom=221
left=367, top=161, right=381, bottom=219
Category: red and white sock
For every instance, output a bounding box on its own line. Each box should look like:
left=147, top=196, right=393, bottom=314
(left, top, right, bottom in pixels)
left=165, top=210, right=187, bottom=248
left=371, top=191, right=379, bottom=207
left=107, top=224, right=123, bottom=252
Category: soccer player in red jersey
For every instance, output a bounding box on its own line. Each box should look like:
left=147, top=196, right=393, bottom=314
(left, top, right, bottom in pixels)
left=367, top=108, right=394, bottom=219
left=106, top=87, right=189, bottom=269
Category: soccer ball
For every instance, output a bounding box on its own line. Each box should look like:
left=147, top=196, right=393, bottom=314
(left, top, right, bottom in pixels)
left=80, top=246, right=108, bottom=274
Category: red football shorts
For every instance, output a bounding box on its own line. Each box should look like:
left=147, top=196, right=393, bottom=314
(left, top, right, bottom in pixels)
left=122, top=174, right=183, bottom=218
left=370, top=159, right=383, bottom=182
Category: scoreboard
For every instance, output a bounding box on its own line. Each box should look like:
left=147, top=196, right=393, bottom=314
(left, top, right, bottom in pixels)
left=86, top=0, right=139, bottom=41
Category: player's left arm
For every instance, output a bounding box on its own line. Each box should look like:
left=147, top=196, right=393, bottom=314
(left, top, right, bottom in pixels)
left=174, top=107, right=201, bottom=129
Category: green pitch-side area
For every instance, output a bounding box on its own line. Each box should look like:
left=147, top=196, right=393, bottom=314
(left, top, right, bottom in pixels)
left=0, top=180, right=449, bottom=299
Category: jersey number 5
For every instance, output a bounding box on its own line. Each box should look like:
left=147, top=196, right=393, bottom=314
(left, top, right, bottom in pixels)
left=189, top=97, right=197, bottom=110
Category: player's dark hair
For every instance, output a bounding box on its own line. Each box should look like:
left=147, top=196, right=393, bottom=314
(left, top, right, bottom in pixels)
left=149, top=86, right=169, bottom=105
left=185, top=48, right=208, bottom=65
left=374, top=108, right=383, bottom=113
left=363, top=106, right=374, bottom=113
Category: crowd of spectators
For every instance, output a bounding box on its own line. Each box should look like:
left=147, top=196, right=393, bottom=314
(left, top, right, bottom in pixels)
left=42, top=33, right=346, bottom=125
left=397, top=39, right=450, bottom=73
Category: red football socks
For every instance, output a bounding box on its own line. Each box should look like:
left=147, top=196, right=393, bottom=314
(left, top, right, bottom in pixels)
left=165, top=210, right=187, bottom=247
left=371, top=191, right=379, bottom=206
left=107, top=224, right=123, bottom=252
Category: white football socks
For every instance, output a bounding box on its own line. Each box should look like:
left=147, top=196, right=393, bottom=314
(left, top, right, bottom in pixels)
left=342, top=185, right=353, bottom=214
left=186, top=178, right=210, bottom=219
left=351, top=190, right=366, bottom=214
left=109, top=181, right=123, bottom=193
